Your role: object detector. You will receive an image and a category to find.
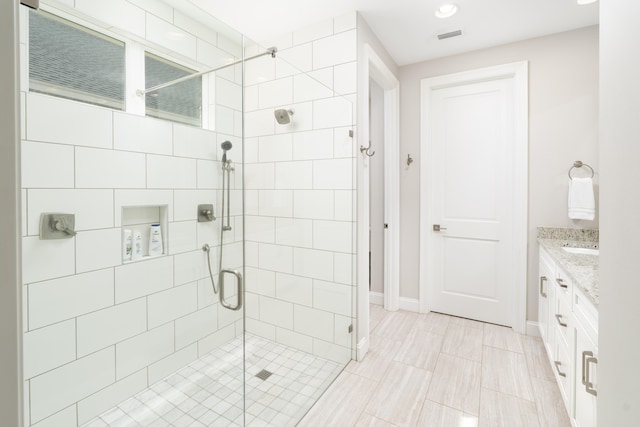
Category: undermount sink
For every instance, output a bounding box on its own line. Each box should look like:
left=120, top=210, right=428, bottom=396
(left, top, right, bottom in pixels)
left=562, top=247, right=599, bottom=256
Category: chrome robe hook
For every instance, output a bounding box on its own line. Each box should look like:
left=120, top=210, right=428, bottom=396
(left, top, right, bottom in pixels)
left=360, top=144, right=375, bottom=157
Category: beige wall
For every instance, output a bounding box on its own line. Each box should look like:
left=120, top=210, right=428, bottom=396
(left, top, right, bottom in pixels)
left=398, top=26, right=599, bottom=321
left=598, top=1, right=640, bottom=424
left=357, top=14, right=400, bottom=79
left=369, top=79, right=385, bottom=295
left=0, top=1, right=23, bottom=426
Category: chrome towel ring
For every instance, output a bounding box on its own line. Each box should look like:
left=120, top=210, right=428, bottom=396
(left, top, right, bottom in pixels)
left=568, top=160, right=595, bottom=179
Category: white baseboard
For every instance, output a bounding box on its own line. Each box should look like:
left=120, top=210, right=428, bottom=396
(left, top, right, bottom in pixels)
left=369, top=293, right=419, bottom=312
left=526, top=321, right=541, bottom=337
left=399, top=297, right=420, bottom=313
left=369, top=292, right=384, bottom=305
left=356, top=336, right=369, bottom=361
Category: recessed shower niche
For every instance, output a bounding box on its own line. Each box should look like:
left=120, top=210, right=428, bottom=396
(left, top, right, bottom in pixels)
left=121, top=205, right=168, bottom=263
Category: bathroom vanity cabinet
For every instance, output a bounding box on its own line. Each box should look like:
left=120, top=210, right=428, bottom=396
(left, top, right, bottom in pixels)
left=538, top=244, right=599, bottom=427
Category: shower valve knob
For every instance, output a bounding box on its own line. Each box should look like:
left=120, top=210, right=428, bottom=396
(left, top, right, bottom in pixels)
left=53, top=219, right=75, bottom=235
left=39, top=213, right=76, bottom=239
left=198, top=204, right=215, bottom=222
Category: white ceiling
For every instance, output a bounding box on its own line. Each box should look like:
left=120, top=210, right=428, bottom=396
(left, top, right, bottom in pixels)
left=185, top=0, right=598, bottom=66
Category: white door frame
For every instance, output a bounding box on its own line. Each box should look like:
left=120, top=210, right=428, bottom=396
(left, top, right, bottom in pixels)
left=419, top=61, right=529, bottom=334
left=1, top=1, right=24, bottom=424
left=356, top=44, right=400, bottom=360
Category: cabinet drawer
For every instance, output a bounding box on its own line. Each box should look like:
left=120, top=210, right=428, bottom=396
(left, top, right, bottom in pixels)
left=555, top=267, right=573, bottom=298
left=554, top=291, right=572, bottom=345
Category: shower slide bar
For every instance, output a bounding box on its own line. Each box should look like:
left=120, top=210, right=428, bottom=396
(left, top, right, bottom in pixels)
left=136, top=46, right=278, bottom=96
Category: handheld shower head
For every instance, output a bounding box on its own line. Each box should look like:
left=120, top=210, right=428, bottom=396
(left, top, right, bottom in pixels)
left=274, top=108, right=295, bottom=125
left=221, top=140, right=232, bottom=163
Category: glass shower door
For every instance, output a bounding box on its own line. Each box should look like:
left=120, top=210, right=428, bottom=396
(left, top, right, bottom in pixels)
left=240, top=35, right=356, bottom=426
left=20, top=1, right=355, bottom=425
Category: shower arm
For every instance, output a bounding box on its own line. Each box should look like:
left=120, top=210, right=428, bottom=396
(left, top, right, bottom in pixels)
left=136, top=47, right=277, bottom=96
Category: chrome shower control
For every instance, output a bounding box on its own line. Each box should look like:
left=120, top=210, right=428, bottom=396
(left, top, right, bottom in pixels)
left=198, top=204, right=215, bottom=222
left=40, top=213, right=76, bottom=239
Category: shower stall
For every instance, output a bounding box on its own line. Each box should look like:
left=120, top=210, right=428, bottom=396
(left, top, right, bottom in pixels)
left=20, top=1, right=356, bottom=426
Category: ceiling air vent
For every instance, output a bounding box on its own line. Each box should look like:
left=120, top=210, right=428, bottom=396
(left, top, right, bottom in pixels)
left=437, top=30, right=463, bottom=40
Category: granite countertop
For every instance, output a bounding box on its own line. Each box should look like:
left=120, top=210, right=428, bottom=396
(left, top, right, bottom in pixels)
left=538, top=237, right=599, bottom=308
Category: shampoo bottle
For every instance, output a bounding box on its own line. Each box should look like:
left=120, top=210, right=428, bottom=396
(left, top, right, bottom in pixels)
left=132, top=230, right=143, bottom=260
left=123, top=229, right=133, bottom=262
left=148, top=223, right=163, bottom=256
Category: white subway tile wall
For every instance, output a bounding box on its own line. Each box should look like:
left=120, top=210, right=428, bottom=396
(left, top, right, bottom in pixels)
left=27, top=189, right=114, bottom=234
left=26, top=94, right=113, bottom=149
left=146, top=14, right=197, bottom=59
left=29, top=348, right=115, bottom=423
left=20, top=2, right=357, bottom=425
left=198, top=40, right=236, bottom=69
left=113, top=113, right=173, bottom=155
left=21, top=0, right=245, bottom=424
left=23, top=320, right=76, bottom=379
left=243, top=12, right=357, bottom=366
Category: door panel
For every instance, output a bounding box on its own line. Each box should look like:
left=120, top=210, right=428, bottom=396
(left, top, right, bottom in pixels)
left=427, top=78, right=515, bottom=326
left=442, top=237, right=498, bottom=299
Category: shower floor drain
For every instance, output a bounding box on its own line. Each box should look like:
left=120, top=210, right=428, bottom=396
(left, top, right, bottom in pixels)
left=255, top=369, right=273, bottom=381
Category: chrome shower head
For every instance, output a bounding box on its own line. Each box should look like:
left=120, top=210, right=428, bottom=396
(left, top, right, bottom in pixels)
left=274, top=108, right=295, bottom=125
left=221, top=140, right=232, bottom=163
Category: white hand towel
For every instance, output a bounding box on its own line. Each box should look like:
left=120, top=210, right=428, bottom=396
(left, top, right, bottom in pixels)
left=568, top=177, right=595, bottom=220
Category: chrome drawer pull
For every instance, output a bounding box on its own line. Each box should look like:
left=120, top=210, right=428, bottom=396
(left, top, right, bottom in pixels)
left=555, top=314, right=568, bottom=327
left=540, top=276, right=548, bottom=297
left=581, top=350, right=593, bottom=385
left=554, top=361, right=567, bottom=377
left=585, top=355, right=598, bottom=397
left=556, top=278, right=568, bottom=289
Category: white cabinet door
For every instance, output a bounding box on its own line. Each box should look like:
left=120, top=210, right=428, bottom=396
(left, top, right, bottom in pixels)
left=553, top=324, right=572, bottom=411
left=538, top=257, right=552, bottom=342
left=545, top=273, right=557, bottom=357
left=574, top=317, right=598, bottom=427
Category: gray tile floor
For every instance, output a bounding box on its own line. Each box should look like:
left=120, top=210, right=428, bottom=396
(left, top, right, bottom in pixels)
left=299, top=306, right=573, bottom=426
left=83, top=307, right=569, bottom=426
left=83, top=335, right=343, bottom=427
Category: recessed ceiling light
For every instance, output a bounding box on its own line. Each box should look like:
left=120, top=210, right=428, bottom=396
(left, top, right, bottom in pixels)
left=577, top=0, right=597, bottom=4
left=435, top=3, right=458, bottom=19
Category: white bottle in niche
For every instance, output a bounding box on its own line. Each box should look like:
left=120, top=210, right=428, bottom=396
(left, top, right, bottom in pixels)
left=132, top=230, right=143, bottom=260
left=122, top=229, right=133, bottom=262
left=148, top=223, right=163, bottom=256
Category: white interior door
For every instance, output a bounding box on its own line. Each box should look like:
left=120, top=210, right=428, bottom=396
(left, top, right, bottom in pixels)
left=425, top=76, right=515, bottom=326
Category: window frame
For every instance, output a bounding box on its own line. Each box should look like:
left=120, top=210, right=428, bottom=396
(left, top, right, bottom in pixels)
left=25, top=4, right=209, bottom=128
left=143, top=50, right=205, bottom=128
left=27, top=9, right=127, bottom=111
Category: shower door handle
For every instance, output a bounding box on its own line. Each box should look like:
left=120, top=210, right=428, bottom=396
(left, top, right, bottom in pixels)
left=219, top=269, right=243, bottom=311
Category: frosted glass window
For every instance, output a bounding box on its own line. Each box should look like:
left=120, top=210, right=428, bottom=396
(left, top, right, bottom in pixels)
left=29, top=10, right=125, bottom=110
left=145, top=53, right=202, bottom=127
